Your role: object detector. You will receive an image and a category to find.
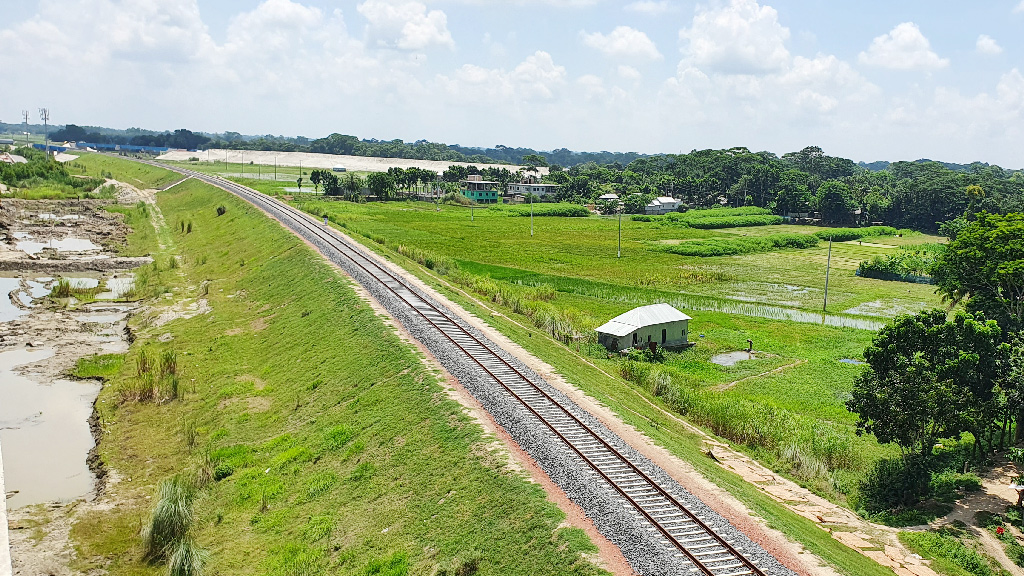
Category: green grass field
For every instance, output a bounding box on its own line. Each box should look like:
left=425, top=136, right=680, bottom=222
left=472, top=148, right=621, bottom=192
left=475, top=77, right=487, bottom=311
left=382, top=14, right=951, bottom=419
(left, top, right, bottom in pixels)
left=69, top=153, right=184, bottom=189
left=69, top=164, right=609, bottom=576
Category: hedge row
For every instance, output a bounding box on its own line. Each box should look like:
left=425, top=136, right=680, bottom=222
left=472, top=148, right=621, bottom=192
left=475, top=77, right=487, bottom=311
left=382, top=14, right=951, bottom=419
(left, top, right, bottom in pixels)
left=660, top=233, right=820, bottom=257
left=813, top=226, right=898, bottom=241
left=489, top=203, right=591, bottom=217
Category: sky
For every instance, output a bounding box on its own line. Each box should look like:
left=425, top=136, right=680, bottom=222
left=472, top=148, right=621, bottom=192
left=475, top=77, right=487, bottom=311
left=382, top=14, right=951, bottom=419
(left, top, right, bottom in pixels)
left=2, top=0, right=1023, bottom=166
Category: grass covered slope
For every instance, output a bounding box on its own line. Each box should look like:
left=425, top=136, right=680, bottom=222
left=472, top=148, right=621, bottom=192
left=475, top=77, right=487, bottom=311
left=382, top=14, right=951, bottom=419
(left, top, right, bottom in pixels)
left=72, top=153, right=184, bottom=189
left=72, top=178, right=605, bottom=576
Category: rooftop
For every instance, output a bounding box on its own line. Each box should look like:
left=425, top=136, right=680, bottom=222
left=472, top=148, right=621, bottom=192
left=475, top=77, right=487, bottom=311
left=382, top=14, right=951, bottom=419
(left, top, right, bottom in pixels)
left=594, top=303, right=692, bottom=337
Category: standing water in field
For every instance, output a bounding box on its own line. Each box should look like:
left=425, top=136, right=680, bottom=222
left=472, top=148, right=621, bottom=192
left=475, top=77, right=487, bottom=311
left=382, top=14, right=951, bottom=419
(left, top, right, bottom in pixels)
left=0, top=348, right=101, bottom=508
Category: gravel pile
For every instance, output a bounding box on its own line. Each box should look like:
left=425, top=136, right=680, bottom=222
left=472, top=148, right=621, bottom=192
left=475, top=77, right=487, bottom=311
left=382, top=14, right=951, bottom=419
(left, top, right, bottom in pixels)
left=236, top=189, right=797, bottom=576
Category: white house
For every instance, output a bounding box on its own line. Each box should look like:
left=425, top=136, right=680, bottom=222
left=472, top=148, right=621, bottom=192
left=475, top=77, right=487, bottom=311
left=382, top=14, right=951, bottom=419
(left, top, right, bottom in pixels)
left=597, top=193, right=620, bottom=202
left=595, top=303, right=691, bottom=351
left=645, top=197, right=682, bottom=215
left=507, top=182, right=561, bottom=197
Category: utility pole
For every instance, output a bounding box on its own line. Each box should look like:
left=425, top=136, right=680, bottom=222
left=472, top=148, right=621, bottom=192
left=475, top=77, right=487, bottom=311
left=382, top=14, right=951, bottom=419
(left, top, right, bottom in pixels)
left=822, top=236, right=833, bottom=321
left=530, top=194, right=534, bottom=237
left=21, top=110, right=29, bottom=145
left=241, top=151, right=244, bottom=176
left=38, top=108, right=49, bottom=158
left=274, top=156, right=277, bottom=181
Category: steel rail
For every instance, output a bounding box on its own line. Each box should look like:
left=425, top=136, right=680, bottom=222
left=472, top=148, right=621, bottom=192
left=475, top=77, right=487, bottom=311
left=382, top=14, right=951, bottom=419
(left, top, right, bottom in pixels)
left=135, top=159, right=767, bottom=576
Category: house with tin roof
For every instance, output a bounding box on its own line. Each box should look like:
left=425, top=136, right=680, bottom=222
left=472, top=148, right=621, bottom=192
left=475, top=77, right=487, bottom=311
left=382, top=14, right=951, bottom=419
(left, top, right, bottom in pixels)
left=595, top=303, right=691, bottom=351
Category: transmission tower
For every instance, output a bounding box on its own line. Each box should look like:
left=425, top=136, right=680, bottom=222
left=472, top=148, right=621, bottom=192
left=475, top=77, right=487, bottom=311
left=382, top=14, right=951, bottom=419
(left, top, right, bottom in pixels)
left=38, top=108, right=49, bottom=156
left=21, top=110, right=29, bottom=145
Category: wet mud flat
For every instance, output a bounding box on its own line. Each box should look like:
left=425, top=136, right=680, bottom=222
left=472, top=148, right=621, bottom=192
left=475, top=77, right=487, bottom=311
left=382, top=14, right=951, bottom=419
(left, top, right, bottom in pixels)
left=1, top=198, right=144, bottom=511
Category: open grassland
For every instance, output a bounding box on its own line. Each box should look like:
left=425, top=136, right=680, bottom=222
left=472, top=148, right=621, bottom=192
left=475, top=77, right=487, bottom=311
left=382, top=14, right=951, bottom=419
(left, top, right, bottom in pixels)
left=71, top=153, right=184, bottom=189
left=161, top=158, right=374, bottom=186
left=70, top=168, right=607, bottom=575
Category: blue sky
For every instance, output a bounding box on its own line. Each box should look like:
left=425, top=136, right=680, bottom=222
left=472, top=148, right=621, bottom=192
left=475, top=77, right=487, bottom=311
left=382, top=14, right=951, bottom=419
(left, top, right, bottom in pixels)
left=2, top=0, right=1023, bottom=166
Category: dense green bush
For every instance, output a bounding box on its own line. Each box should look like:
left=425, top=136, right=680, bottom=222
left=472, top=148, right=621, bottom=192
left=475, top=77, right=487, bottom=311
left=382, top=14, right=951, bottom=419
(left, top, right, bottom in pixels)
left=857, top=245, right=943, bottom=282
left=685, top=215, right=784, bottom=229
left=631, top=215, right=655, bottom=222
left=813, top=226, right=898, bottom=241
left=660, top=233, right=819, bottom=257
left=858, top=456, right=931, bottom=513
left=929, top=471, right=982, bottom=503
left=659, top=207, right=782, bottom=229
left=490, top=203, right=591, bottom=217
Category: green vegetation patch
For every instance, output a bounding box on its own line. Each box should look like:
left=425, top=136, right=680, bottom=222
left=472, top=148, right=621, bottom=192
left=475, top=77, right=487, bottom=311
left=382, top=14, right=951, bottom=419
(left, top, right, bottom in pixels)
left=488, top=203, right=591, bottom=217
left=73, top=152, right=184, bottom=189
left=899, top=529, right=1006, bottom=576
left=813, top=226, right=898, bottom=241
left=659, top=233, right=819, bottom=257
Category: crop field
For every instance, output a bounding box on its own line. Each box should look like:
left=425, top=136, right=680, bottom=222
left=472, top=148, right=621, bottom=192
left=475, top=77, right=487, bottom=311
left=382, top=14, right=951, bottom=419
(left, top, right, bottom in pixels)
left=265, top=197, right=949, bottom=507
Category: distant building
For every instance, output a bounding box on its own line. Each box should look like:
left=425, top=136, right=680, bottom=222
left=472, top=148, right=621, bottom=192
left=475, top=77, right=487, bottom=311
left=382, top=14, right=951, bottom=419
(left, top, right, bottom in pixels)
left=0, top=139, right=14, bottom=146
left=598, top=193, right=620, bottom=202
left=645, top=196, right=682, bottom=215
left=595, top=303, right=691, bottom=352
left=461, top=174, right=500, bottom=204
left=0, top=153, right=27, bottom=164
left=332, top=165, right=346, bottom=172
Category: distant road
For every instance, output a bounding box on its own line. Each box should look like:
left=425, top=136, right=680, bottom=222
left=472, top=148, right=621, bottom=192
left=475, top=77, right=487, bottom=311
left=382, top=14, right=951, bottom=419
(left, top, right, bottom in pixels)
left=157, top=149, right=548, bottom=176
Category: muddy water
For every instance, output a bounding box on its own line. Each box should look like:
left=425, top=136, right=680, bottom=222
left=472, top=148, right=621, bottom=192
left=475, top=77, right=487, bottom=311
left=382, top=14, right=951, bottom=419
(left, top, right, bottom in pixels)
left=0, top=278, right=28, bottom=323
left=0, top=348, right=101, bottom=509
left=710, top=350, right=756, bottom=366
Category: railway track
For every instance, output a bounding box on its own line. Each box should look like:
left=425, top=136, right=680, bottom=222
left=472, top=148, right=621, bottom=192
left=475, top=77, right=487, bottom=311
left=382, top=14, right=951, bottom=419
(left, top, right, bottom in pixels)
left=143, top=161, right=773, bottom=576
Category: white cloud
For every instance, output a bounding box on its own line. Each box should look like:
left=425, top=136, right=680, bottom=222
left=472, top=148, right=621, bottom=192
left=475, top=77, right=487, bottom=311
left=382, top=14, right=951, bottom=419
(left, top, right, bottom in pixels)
left=1015, top=1, right=1024, bottom=13
left=679, top=0, right=790, bottom=74
left=624, top=1, right=677, bottom=15
left=580, top=26, right=662, bottom=60
left=356, top=0, right=453, bottom=50
left=858, top=22, right=948, bottom=70
left=437, top=51, right=567, bottom=103
left=617, top=65, right=642, bottom=80
left=976, top=34, right=1003, bottom=56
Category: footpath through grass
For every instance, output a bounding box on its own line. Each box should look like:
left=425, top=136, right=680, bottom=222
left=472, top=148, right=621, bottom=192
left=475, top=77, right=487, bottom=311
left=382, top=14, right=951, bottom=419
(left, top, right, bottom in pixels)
left=70, top=172, right=607, bottom=575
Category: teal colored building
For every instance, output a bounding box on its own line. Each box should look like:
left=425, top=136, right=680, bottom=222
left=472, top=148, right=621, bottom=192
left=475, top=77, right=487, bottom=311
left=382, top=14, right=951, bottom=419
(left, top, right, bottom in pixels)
left=461, top=175, right=500, bottom=204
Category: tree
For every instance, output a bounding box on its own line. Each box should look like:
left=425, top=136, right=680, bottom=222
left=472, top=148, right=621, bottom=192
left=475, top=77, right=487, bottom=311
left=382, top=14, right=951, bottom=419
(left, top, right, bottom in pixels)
left=771, top=170, right=812, bottom=215
left=847, top=309, right=1009, bottom=458
left=296, top=176, right=303, bottom=192
left=342, top=173, right=364, bottom=201
left=814, top=180, right=855, bottom=224
left=310, top=169, right=323, bottom=194
left=933, top=212, right=1024, bottom=333
left=321, top=172, right=342, bottom=197
left=521, top=153, right=548, bottom=167
left=366, top=172, right=396, bottom=200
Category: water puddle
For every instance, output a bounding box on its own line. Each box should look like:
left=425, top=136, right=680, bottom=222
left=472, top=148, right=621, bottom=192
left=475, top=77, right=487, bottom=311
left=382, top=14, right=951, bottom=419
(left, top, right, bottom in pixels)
left=76, top=313, right=128, bottom=324
left=65, top=277, right=100, bottom=289
left=843, top=299, right=930, bottom=318
left=96, top=275, right=135, bottom=300
left=0, top=347, right=101, bottom=508
left=0, top=277, right=29, bottom=323
left=16, top=237, right=101, bottom=256
left=711, top=350, right=757, bottom=366
left=839, top=359, right=865, bottom=365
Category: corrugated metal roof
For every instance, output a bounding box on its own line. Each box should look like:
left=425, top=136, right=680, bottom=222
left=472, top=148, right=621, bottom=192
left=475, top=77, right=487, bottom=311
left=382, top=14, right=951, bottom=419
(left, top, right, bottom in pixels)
left=594, top=303, right=691, bottom=336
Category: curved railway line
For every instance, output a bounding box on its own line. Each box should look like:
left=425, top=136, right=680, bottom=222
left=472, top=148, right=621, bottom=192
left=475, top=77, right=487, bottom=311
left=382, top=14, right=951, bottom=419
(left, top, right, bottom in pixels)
left=142, top=161, right=781, bottom=576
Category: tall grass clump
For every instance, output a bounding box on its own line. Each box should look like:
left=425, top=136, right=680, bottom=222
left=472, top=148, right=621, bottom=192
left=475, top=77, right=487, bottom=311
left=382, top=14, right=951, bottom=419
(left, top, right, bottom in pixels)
left=660, top=233, right=819, bottom=257
left=50, top=278, right=72, bottom=298
left=812, top=226, right=897, bottom=241
left=143, top=475, right=197, bottom=562
left=660, top=207, right=782, bottom=229
left=395, top=244, right=455, bottom=275
left=167, top=538, right=208, bottom=576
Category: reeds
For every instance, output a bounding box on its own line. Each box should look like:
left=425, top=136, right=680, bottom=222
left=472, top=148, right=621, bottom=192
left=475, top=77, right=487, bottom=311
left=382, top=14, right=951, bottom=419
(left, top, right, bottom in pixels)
left=142, top=475, right=197, bottom=562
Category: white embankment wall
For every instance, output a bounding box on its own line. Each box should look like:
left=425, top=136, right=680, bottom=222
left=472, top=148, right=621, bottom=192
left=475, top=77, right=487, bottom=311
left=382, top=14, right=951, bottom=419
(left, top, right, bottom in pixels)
left=0, top=439, right=11, bottom=576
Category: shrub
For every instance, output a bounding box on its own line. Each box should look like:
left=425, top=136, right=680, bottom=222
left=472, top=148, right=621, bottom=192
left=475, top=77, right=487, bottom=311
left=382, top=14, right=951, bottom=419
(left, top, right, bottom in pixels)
left=858, top=456, right=931, bottom=513
left=631, top=215, right=655, bottom=222
left=143, top=475, right=197, bottom=561
left=213, top=463, right=234, bottom=481
left=215, top=205, right=227, bottom=216
left=813, top=226, right=898, bottom=241
left=50, top=278, right=72, bottom=298
left=660, top=233, right=819, bottom=257
left=685, top=215, right=783, bottom=229
left=929, top=471, right=982, bottom=503
left=857, top=246, right=942, bottom=283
